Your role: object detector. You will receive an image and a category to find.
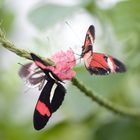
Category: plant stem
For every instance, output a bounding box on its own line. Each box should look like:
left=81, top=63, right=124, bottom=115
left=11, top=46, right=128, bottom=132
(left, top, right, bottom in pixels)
left=72, top=77, right=140, bottom=118
left=0, top=29, right=140, bottom=119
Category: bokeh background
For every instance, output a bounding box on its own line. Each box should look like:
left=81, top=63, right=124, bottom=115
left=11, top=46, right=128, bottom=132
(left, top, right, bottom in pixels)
left=0, top=0, right=140, bottom=140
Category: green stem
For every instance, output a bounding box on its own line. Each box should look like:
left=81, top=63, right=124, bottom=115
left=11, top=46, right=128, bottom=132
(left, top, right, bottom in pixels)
left=72, top=78, right=140, bottom=118
left=0, top=29, right=140, bottom=118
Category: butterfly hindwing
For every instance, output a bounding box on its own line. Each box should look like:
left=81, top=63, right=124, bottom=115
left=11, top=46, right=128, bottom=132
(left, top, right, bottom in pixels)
left=34, top=80, right=66, bottom=130
left=19, top=63, right=45, bottom=90
left=19, top=63, right=33, bottom=78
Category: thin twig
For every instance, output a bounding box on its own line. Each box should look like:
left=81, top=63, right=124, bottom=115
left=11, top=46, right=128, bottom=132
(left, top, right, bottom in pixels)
left=72, top=77, right=140, bottom=118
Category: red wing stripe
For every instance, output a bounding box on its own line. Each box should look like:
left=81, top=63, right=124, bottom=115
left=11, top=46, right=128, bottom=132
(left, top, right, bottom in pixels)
left=35, top=61, right=48, bottom=70
left=36, top=101, right=51, bottom=117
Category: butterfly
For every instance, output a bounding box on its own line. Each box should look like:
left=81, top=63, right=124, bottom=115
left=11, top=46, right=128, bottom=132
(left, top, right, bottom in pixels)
left=81, top=25, right=126, bottom=75
left=19, top=53, right=66, bottom=130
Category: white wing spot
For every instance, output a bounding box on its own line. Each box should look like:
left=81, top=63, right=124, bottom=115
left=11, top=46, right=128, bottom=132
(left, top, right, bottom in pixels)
left=48, top=72, right=56, bottom=81
left=50, top=83, right=57, bottom=103
left=107, top=58, right=114, bottom=72
left=89, top=33, right=94, bottom=46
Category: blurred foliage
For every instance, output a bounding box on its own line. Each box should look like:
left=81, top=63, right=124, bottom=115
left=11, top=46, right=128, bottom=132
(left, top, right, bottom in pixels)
left=94, top=118, right=140, bottom=140
left=1, top=0, right=140, bottom=140
left=0, top=0, right=14, bottom=33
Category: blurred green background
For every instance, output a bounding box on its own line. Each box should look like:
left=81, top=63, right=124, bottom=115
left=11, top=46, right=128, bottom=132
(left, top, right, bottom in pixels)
left=0, top=0, right=140, bottom=140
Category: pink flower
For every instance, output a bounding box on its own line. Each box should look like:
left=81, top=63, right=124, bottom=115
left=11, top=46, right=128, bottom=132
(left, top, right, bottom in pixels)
left=19, top=48, right=76, bottom=88
left=46, top=48, right=76, bottom=80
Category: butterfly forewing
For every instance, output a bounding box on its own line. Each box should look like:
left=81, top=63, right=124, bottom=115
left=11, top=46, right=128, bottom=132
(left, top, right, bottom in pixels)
left=19, top=63, right=33, bottom=78
left=34, top=81, right=66, bottom=130
left=83, top=25, right=95, bottom=48
left=50, top=83, right=66, bottom=113
left=34, top=81, right=54, bottom=130
left=82, top=25, right=95, bottom=56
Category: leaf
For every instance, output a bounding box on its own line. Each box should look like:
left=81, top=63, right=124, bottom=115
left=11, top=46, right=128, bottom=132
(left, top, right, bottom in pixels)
left=28, top=4, right=78, bottom=30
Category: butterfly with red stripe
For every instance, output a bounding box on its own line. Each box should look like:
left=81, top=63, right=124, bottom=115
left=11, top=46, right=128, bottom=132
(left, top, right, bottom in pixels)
left=81, top=25, right=126, bottom=75
left=30, top=53, right=66, bottom=130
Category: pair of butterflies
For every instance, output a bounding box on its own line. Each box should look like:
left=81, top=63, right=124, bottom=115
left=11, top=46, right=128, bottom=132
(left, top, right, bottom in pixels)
left=19, top=25, right=126, bottom=130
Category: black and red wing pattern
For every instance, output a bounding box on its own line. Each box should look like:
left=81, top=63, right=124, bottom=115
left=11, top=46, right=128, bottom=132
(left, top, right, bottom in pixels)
left=83, top=25, right=95, bottom=50
left=34, top=76, right=66, bottom=130
left=30, top=53, right=66, bottom=130
left=81, top=25, right=95, bottom=57
left=82, top=25, right=126, bottom=75
left=34, top=81, right=54, bottom=130
left=87, top=53, right=126, bottom=75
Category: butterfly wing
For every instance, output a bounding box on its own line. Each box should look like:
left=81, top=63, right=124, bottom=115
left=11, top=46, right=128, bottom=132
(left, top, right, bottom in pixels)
left=34, top=81, right=54, bottom=130
left=82, top=25, right=95, bottom=57
left=19, top=63, right=45, bottom=90
left=85, top=53, right=126, bottom=75
left=30, top=53, right=49, bottom=71
left=50, top=82, right=66, bottom=113
left=34, top=80, right=66, bottom=130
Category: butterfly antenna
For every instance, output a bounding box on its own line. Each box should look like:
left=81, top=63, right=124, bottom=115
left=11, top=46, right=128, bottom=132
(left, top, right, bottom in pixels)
left=46, top=36, right=52, bottom=48
left=73, top=52, right=82, bottom=64
left=18, top=62, right=31, bottom=72
left=18, top=62, right=24, bottom=66
left=18, top=62, right=40, bottom=73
